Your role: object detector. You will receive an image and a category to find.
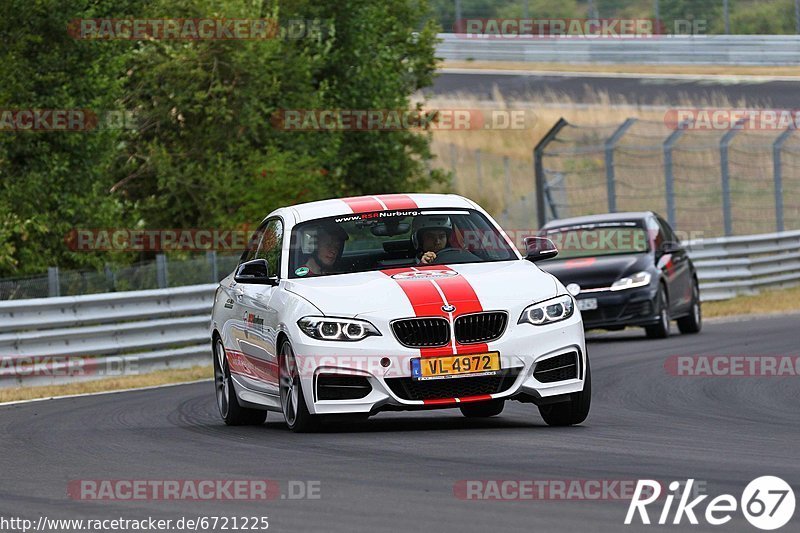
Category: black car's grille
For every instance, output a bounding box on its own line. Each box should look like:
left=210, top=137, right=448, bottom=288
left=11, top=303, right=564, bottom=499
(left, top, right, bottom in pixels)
left=581, top=300, right=653, bottom=325
left=533, top=352, right=580, bottom=383
left=316, top=374, right=372, bottom=401
left=454, top=312, right=508, bottom=344
left=391, top=318, right=450, bottom=348
left=385, top=369, right=520, bottom=401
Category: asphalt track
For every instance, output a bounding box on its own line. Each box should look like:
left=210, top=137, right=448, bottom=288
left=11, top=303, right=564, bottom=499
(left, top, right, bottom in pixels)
left=431, top=71, right=800, bottom=108
left=1, top=313, right=798, bottom=533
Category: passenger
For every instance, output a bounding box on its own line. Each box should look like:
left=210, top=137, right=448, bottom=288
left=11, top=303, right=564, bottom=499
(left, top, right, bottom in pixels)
left=301, top=222, right=348, bottom=276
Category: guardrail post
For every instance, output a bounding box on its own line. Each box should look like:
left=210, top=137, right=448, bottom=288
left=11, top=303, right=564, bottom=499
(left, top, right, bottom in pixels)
left=47, top=267, right=60, bottom=297
left=156, top=254, right=168, bottom=288
left=719, top=120, right=745, bottom=237
left=773, top=126, right=795, bottom=233
left=207, top=251, right=218, bottom=282
left=534, top=118, right=569, bottom=228
left=663, top=121, right=690, bottom=230
left=604, top=118, right=637, bottom=213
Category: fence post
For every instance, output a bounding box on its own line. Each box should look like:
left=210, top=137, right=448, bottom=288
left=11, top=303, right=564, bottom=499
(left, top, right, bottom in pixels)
left=663, top=122, right=689, bottom=229
left=604, top=118, right=637, bottom=213
left=450, top=143, right=459, bottom=192
left=773, top=126, right=795, bottom=233
left=719, top=120, right=745, bottom=237
left=207, top=251, right=218, bottom=283
left=156, top=254, right=168, bottom=288
left=47, top=267, right=60, bottom=297
left=475, top=149, right=483, bottom=193
left=502, top=155, right=511, bottom=225
left=104, top=264, right=116, bottom=292
left=534, top=118, right=569, bottom=228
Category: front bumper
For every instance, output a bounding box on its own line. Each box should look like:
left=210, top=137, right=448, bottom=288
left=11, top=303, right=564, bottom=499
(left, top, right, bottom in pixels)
left=290, top=312, right=587, bottom=415
left=575, top=286, right=659, bottom=330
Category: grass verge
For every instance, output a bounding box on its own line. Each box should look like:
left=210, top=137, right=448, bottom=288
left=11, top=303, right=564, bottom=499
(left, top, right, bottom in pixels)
left=0, top=365, right=212, bottom=404
left=702, top=285, right=800, bottom=319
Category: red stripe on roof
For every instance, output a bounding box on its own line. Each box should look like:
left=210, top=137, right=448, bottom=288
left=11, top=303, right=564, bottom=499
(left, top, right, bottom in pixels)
left=341, top=196, right=384, bottom=213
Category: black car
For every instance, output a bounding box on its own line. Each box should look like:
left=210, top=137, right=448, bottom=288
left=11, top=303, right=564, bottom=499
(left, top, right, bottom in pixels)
left=538, top=212, right=701, bottom=338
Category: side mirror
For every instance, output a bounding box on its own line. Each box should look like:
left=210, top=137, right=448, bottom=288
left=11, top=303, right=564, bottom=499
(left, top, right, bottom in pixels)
left=523, top=237, right=559, bottom=263
left=234, top=259, right=277, bottom=285
left=658, top=241, right=681, bottom=255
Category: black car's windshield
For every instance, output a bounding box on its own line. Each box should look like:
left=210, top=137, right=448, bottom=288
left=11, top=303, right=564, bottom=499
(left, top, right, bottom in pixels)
left=542, top=222, right=650, bottom=260
left=288, top=209, right=517, bottom=278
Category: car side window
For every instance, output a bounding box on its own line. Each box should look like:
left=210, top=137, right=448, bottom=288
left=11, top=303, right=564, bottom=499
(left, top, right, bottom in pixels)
left=254, top=219, right=283, bottom=278
left=646, top=217, right=664, bottom=251
left=657, top=216, right=679, bottom=245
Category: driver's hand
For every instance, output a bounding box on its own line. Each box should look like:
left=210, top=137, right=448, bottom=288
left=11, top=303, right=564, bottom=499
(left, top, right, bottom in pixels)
left=420, top=251, right=437, bottom=264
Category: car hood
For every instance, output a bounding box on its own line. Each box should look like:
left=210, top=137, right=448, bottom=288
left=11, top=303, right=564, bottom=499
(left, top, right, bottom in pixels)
left=539, top=253, right=651, bottom=289
left=283, top=261, right=558, bottom=318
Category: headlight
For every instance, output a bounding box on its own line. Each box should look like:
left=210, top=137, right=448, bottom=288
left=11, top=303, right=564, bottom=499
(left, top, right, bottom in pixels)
left=610, top=271, right=652, bottom=291
left=518, top=295, right=575, bottom=326
left=297, top=317, right=381, bottom=341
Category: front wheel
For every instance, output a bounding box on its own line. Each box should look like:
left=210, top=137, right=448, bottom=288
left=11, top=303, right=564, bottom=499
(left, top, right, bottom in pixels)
left=213, top=337, right=267, bottom=426
left=677, top=281, right=702, bottom=334
left=279, top=341, right=321, bottom=433
left=645, top=286, right=670, bottom=339
left=538, top=359, right=591, bottom=426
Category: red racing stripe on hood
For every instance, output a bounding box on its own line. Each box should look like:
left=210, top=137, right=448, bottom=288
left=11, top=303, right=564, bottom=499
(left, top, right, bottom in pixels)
left=382, top=265, right=489, bottom=356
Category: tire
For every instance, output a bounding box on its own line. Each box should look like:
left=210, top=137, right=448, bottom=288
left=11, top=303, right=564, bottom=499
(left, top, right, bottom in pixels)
left=279, top=340, right=321, bottom=433
left=677, top=281, right=702, bottom=334
left=645, top=285, right=670, bottom=339
left=538, top=359, right=591, bottom=426
left=459, top=399, right=505, bottom=418
left=213, top=337, right=267, bottom=426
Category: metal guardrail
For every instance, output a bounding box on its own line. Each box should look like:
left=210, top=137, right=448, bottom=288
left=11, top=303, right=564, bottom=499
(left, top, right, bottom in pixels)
left=436, top=34, right=800, bottom=65
left=687, top=229, right=800, bottom=301
left=0, top=284, right=216, bottom=388
left=2, top=231, right=799, bottom=388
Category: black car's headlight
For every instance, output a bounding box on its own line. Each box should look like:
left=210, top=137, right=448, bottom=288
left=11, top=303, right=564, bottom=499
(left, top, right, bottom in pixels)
left=610, top=271, right=652, bottom=291
left=518, top=295, right=575, bottom=326
left=297, top=316, right=381, bottom=341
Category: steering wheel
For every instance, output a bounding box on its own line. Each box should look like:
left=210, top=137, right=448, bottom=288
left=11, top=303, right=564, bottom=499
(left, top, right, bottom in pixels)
left=429, top=247, right=476, bottom=264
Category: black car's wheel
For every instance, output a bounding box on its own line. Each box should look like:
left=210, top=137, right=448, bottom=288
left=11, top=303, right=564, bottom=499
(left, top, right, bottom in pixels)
left=677, top=281, right=702, bottom=334
left=460, top=399, right=505, bottom=418
left=645, top=285, right=670, bottom=339
left=213, top=337, right=267, bottom=426
left=539, top=359, right=591, bottom=426
left=279, top=340, right=321, bottom=433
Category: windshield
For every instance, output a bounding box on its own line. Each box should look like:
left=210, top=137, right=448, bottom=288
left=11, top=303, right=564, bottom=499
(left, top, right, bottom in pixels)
left=288, top=209, right=517, bottom=278
left=542, top=222, right=650, bottom=259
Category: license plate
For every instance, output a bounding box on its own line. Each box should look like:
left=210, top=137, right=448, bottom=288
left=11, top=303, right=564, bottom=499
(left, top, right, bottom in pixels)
left=577, top=298, right=598, bottom=311
left=411, top=352, right=501, bottom=380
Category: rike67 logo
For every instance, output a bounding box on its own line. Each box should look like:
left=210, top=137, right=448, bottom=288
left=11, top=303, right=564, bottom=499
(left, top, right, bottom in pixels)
left=626, top=477, right=795, bottom=530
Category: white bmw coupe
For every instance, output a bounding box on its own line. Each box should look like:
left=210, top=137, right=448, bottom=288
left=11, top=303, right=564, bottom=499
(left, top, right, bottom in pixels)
left=211, top=193, right=589, bottom=431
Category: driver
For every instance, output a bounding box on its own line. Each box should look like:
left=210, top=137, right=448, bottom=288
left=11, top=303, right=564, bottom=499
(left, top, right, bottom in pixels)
left=412, top=215, right=453, bottom=265
left=301, top=221, right=348, bottom=276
